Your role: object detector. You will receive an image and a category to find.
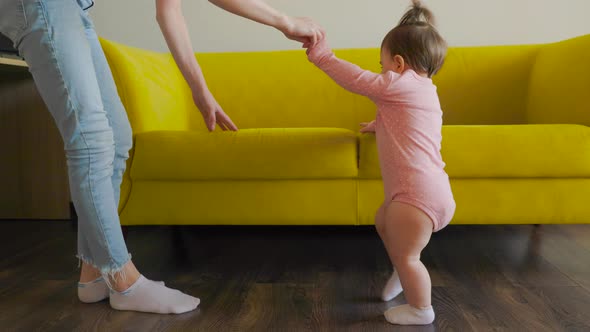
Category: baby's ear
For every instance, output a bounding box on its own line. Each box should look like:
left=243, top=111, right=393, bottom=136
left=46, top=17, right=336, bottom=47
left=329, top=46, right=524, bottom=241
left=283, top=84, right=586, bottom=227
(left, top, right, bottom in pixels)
left=393, top=55, right=405, bottom=70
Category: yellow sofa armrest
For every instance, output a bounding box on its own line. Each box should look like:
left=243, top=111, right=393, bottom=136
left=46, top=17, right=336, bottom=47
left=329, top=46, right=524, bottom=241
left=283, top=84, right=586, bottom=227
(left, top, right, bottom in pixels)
left=100, top=38, right=206, bottom=134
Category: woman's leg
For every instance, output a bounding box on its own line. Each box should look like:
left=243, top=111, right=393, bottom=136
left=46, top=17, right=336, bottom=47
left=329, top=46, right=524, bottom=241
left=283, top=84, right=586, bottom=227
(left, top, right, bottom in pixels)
left=1, top=0, right=198, bottom=313
left=81, top=8, right=132, bottom=208
left=76, top=1, right=135, bottom=288
left=14, top=0, right=131, bottom=279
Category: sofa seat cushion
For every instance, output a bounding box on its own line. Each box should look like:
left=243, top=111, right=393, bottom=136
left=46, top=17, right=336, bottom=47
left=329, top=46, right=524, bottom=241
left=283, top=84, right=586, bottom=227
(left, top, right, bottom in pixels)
left=132, top=128, right=358, bottom=180
left=359, top=124, right=590, bottom=179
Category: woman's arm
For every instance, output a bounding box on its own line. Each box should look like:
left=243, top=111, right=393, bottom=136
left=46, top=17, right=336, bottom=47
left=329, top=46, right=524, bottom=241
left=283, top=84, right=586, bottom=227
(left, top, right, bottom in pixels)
left=207, top=0, right=323, bottom=44
left=156, top=0, right=236, bottom=131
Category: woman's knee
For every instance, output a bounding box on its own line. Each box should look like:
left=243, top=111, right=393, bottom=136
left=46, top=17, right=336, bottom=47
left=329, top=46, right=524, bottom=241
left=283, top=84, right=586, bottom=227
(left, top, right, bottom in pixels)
left=67, top=122, right=115, bottom=161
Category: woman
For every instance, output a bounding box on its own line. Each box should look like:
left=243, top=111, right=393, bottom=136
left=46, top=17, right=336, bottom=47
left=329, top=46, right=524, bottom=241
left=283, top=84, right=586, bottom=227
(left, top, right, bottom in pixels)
left=0, top=0, right=322, bottom=314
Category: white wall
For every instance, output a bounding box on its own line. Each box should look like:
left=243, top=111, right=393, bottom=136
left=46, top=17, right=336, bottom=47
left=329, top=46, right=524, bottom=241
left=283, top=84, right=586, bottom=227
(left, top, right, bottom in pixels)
left=90, top=0, right=590, bottom=53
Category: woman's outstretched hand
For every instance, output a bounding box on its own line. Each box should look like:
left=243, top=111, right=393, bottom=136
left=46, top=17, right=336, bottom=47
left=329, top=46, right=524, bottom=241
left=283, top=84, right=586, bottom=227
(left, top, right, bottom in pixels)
left=192, top=88, right=238, bottom=132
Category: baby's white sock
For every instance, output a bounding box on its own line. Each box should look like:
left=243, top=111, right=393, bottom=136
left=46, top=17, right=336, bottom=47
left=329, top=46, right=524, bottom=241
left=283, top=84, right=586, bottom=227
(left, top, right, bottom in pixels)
left=78, top=277, right=109, bottom=303
left=384, top=304, right=435, bottom=325
left=110, top=275, right=199, bottom=314
left=382, top=270, right=403, bottom=301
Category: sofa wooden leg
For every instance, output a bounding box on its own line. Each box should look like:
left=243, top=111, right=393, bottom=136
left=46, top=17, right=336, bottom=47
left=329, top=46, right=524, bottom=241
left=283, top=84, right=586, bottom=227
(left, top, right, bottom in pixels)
left=527, top=224, right=542, bottom=256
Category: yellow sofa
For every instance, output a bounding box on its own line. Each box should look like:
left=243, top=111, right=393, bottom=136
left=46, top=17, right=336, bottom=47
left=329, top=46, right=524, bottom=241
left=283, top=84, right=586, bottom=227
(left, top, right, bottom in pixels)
left=100, top=34, right=590, bottom=226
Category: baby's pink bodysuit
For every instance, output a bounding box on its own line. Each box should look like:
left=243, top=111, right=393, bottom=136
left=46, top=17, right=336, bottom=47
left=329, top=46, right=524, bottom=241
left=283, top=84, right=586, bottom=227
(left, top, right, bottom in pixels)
left=308, top=40, right=455, bottom=231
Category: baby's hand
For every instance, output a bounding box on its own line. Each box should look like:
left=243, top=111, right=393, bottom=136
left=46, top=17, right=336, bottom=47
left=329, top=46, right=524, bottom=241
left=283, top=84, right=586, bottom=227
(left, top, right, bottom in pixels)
left=360, top=120, right=376, bottom=133
left=304, top=35, right=331, bottom=63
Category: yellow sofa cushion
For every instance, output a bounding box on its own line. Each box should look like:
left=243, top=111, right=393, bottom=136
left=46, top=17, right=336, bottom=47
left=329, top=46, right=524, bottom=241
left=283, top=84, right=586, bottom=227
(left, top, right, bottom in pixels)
left=131, top=128, right=358, bottom=180
left=358, top=179, right=590, bottom=225
left=359, top=124, right=590, bottom=179
left=120, top=180, right=358, bottom=225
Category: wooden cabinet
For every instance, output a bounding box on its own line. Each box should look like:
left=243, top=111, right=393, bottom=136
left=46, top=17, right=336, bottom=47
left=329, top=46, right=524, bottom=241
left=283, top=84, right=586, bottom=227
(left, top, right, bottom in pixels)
left=0, top=60, right=70, bottom=219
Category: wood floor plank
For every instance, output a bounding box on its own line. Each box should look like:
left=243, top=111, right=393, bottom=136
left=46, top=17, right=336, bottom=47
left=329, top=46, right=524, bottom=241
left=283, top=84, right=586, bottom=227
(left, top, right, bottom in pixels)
left=520, top=286, right=590, bottom=332
left=554, top=225, right=590, bottom=252
left=535, top=226, right=590, bottom=291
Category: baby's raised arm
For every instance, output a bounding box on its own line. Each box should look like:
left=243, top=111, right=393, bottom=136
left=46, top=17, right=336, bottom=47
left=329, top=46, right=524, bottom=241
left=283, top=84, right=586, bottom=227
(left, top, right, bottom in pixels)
left=306, top=38, right=394, bottom=100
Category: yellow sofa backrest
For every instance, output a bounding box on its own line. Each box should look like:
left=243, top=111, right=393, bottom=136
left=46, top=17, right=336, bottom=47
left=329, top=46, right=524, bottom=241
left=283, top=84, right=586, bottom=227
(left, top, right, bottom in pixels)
left=527, top=34, right=590, bottom=126
left=100, top=35, right=589, bottom=134
left=434, top=45, right=540, bottom=125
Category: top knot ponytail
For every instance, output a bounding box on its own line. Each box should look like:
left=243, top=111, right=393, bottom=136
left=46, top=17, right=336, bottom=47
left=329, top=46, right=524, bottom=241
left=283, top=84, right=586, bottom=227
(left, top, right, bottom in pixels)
left=381, top=0, right=447, bottom=77
left=398, top=0, right=436, bottom=26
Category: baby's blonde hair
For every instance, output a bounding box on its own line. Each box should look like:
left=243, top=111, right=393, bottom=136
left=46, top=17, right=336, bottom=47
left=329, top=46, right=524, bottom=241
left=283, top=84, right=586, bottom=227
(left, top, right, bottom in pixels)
left=381, top=0, right=447, bottom=77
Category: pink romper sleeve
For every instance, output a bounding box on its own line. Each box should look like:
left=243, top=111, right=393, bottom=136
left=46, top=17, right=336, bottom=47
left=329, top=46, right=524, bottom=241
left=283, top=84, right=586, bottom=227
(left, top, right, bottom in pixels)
left=307, top=38, right=396, bottom=100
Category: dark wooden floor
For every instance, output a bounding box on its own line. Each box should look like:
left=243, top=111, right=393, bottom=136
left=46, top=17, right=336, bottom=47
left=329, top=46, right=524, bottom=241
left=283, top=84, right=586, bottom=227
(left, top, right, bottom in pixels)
left=0, top=221, right=589, bottom=332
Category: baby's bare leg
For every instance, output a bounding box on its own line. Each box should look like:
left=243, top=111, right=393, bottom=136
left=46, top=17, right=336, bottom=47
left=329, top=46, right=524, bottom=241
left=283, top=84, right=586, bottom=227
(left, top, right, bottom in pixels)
left=375, top=203, right=403, bottom=301
left=381, top=201, right=435, bottom=325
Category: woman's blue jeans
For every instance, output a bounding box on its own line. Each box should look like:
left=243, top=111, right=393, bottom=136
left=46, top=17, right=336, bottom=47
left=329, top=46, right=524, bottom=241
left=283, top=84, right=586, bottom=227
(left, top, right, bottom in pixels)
left=0, top=0, right=133, bottom=275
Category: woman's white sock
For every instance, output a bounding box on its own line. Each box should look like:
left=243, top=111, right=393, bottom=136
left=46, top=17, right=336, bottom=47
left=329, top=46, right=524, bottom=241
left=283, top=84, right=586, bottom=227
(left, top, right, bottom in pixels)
left=109, top=275, right=199, bottom=314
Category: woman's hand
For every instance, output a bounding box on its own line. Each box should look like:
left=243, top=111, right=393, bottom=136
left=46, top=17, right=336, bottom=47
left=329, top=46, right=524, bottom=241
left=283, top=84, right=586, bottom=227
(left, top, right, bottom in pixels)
left=280, top=16, right=325, bottom=45
left=192, top=88, right=238, bottom=132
